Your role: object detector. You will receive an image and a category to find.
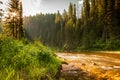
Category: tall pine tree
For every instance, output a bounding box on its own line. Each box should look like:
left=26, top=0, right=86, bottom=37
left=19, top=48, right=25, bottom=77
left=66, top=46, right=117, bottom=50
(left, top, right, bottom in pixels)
left=82, top=0, right=90, bottom=48
left=2, top=0, right=24, bottom=39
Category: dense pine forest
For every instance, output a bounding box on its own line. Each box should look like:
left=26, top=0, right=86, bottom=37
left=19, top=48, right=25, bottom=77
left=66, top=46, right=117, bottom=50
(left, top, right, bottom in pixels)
left=24, top=0, right=120, bottom=51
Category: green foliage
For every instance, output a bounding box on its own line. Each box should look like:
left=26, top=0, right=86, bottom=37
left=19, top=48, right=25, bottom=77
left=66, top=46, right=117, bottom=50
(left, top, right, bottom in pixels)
left=104, top=40, right=120, bottom=50
left=23, top=1, right=120, bottom=52
left=0, top=37, right=61, bottom=80
left=85, top=40, right=120, bottom=51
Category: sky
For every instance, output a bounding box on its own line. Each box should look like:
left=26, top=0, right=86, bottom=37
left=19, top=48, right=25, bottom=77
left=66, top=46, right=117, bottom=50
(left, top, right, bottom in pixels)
left=1, top=0, right=83, bottom=16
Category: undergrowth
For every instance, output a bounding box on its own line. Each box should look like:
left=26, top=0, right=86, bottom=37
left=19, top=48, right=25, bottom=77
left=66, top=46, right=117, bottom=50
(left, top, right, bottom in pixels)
left=0, top=37, right=61, bottom=80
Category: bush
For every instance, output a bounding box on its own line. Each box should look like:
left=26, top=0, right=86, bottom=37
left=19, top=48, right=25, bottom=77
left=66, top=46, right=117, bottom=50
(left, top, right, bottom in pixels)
left=75, top=39, right=120, bottom=51
left=104, top=40, right=120, bottom=51
left=0, top=37, right=61, bottom=80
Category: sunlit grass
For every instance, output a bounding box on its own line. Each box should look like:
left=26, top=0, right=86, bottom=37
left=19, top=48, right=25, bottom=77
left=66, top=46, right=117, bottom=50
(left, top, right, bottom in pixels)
left=0, top=37, right=61, bottom=80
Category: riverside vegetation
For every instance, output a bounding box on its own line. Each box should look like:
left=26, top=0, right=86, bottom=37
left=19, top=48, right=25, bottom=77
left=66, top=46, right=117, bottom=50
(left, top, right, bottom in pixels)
left=0, top=36, right=61, bottom=80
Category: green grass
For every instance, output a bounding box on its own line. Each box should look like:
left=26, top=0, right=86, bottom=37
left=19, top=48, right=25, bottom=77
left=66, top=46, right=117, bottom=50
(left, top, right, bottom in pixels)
left=0, top=37, right=61, bottom=80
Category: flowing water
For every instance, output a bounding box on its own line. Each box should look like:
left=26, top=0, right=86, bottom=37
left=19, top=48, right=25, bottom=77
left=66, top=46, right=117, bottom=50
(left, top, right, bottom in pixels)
left=57, top=52, right=120, bottom=80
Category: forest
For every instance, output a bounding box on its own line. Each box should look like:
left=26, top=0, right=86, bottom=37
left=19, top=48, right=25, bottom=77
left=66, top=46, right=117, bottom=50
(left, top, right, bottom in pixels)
left=23, top=0, right=120, bottom=51
left=0, top=0, right=120, bottom=80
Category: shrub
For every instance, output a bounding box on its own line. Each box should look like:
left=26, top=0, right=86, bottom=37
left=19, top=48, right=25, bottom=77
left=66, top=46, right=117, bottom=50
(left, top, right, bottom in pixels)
left=0, top=37, right=61, bottom=80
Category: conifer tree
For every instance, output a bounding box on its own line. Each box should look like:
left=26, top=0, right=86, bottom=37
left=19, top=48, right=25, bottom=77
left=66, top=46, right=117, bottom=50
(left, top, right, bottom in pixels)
left=73, top=4, right=76, bottom=23
left=68, top=3, right=73, bottom=19
left=0, top=1, right=3, bottom=22
left=82, top=0, right=90, bottom=48
left=114, top=0, right=120, bottom=39
left=101, top=0, right=109, bottom=42
left=83, top=0, right=90, bottom=24
left=62, top=9, right=68, bottom=45
left=2, top=0, right=24, bottom=39
left=90, top=0, right=95, bottom=17
left=105, top=0, right=115, bottom=40
left=18, top=1, right=24, bottom=39
left=55, top=11, right=62, bottom=47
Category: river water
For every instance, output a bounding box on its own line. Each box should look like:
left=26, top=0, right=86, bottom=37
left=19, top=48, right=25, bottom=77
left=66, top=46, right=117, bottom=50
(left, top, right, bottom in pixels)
left=57, top=53, right=120, bottom=80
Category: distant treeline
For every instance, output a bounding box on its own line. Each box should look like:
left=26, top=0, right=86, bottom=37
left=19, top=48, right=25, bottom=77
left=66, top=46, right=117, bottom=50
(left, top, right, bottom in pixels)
left=24, top=0, right=120, bottom=51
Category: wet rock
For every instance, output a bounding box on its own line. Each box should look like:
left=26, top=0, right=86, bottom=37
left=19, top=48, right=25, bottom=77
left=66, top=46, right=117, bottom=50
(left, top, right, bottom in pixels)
left=64, top=58, right=67, bottom=61
left=82, top=63, right=86, bottom=66
left=58, top=56, right=63, bottom=59
left=61, top=64, right=80, bottom=72
left=93, top=62, right=98, bottom=66
left=68, top=70, right=77, bottom=74
left=61, top=61, right=68, bottom=65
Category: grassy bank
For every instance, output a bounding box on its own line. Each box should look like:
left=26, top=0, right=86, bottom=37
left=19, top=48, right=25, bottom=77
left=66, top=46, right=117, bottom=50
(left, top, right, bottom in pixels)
left=0, top=37, right=61, bottom=80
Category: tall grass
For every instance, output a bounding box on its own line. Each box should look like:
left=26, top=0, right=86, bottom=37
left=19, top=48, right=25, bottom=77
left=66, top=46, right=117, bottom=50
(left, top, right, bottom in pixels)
left=0, top=37, right=61, bottom=80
